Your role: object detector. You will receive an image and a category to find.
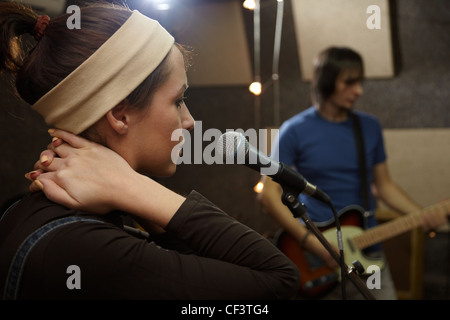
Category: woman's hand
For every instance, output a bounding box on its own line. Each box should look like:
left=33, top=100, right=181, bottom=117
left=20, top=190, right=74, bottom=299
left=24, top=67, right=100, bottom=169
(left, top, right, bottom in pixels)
left=26, top=129, right=139, bottom=213
left=26, top=129, right=185, bottom=228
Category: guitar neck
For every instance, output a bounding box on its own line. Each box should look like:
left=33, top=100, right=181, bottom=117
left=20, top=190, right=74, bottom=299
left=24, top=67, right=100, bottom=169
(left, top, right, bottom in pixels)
left=352, top=199, right=450, bottom=250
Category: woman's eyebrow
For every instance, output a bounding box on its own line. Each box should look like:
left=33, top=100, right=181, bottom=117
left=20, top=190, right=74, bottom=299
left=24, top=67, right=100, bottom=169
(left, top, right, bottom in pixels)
left=176, top=83, right=188, bottom=95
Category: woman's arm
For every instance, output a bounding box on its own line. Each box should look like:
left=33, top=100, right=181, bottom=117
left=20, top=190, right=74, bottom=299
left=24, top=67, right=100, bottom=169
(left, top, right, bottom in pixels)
left=26, top=129, right=300, bottom=299
left=29, top=129, right=184, bottom=228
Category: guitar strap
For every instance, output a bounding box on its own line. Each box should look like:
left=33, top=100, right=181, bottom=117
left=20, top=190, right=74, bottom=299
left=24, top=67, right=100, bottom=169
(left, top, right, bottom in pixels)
left=350, top=112, right=371, bottom=220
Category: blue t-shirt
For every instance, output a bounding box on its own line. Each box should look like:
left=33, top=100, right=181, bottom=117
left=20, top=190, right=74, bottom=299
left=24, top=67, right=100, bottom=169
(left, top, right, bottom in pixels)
left=270, top=106, right=386, bottom=228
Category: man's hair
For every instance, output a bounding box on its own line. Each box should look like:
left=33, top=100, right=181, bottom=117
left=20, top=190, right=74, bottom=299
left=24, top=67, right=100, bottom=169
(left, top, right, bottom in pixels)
left=311, top=47, right=364, bottom=105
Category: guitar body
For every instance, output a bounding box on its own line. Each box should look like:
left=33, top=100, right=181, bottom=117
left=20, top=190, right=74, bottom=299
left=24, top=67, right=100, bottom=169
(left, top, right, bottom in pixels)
left=276, top=230, right=338, bottom=299
left=322, top=226, right=385, bottom=273
left=276, top=207, right=382, bottom=299
left=277, top=199, right=449, bottom=299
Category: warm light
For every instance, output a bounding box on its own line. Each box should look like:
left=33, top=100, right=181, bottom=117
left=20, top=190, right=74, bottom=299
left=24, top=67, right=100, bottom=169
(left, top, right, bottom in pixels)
left=249, top=81, right=262, bottom=95
left=151, top=0, right=172, bottom=10
left=428, top=231, right=436, bottom=238
left=254, top=181, right=264, bottom=193
left=243, top=0, right=256, bottom=10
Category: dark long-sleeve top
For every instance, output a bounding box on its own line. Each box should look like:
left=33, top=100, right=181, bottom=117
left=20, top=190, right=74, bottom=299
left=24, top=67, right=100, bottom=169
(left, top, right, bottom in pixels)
left=0, top=190, right=299, bottom=299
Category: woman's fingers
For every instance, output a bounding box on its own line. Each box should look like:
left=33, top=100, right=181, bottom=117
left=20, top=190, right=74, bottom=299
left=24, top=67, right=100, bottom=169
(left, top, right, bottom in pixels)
left=48, top=128, right=90, bottom=149
left=51, top=136, right=64, bottom=148
left=28, top=129, right=136, bottom=213
left=25, top=169, right=44, bottom=181
left=27, top=129, right=89, bottom=193
left=50, top=141, right=80, bottom=159
left=29, top=179, right=44, bottom=192
left=33, top=156, right=62, bottom=171
left=34, top=177, right=80, bottom=209
left=47, top=129, right=94, bottom=159
left=36, top=149, right=56, bottom=169
left=32, top=138, right=63, bottom=172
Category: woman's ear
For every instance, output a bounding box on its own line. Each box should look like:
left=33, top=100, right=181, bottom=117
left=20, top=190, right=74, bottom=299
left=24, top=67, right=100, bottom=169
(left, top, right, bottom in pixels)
left=106, top=101, right=130, bottom=135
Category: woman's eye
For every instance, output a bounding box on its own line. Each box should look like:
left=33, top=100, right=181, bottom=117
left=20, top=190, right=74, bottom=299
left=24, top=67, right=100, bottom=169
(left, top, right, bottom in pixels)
left=176, top=96, right=187, bottom=108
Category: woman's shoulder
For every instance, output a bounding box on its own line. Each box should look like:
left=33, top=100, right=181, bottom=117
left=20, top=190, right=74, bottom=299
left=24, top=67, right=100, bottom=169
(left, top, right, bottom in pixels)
left=0, top=191, right=121, bottom=243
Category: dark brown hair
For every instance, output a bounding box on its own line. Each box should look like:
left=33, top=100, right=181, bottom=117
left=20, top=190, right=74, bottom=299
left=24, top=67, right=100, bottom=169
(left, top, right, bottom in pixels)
left=0, top=1, right=192, bottom=138
left=311, top=47, right=364, bottom=105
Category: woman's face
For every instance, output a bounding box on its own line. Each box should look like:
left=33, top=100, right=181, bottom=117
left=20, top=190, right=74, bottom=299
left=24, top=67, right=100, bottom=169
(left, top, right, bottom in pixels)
left=126, top=46, right=195, bottom=177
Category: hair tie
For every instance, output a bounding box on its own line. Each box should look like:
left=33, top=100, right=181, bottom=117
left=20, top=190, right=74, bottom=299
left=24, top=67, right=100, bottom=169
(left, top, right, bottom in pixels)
left=33, top=15, right=50, bottom=41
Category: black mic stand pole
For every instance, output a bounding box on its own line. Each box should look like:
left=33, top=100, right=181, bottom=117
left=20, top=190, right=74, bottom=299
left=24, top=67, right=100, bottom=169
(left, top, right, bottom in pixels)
left=280, top=187, right=376, bottom=300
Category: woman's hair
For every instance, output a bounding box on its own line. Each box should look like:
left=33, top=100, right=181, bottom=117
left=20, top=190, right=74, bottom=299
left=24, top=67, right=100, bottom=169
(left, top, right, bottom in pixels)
left=311, top=47, right=364, bottom=105
left=0, top=1, right=192, bottom=139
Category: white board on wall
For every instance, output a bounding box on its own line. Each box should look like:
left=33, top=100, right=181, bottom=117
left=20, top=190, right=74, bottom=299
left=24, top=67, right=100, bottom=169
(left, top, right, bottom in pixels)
left=175, top=1, right=252, bottom=87
left=382, top=128, right=450, bottom=209
left=291, top=0, right=394, bottom=81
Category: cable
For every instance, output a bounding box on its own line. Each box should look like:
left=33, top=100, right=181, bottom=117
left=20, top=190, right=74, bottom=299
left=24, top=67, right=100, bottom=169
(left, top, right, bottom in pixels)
left=326, top=200, right=347, bottom=300
left=272, top=0, right=284, bottom=127
left=446, top=224, right=450, bottom=298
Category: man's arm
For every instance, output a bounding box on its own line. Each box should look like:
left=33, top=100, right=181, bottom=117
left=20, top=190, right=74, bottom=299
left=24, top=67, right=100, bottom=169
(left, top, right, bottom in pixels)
left=258, top=176, right=338, bottom=268
left=372, top=161, right=448, bottom=230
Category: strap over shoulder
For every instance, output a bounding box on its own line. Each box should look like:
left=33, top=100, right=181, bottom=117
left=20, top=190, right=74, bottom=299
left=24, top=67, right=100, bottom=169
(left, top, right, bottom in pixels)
left=3, top=216, right=104, bottom=300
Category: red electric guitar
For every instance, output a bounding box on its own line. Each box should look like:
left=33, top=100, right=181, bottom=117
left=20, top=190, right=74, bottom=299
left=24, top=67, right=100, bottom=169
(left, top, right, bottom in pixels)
left=276, top=199, right=450, bottom=299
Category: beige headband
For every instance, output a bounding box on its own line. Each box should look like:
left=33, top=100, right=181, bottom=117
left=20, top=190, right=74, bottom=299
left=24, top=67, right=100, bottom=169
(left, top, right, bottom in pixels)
left=33, top=10, right=175, bottom=134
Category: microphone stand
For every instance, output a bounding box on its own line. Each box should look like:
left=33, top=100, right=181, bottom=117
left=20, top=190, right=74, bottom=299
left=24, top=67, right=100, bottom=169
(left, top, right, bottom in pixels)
left=280, top=186, right=375, bottom=300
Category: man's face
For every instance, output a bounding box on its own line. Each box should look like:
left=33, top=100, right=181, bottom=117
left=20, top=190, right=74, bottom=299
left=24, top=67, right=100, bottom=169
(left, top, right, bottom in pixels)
left=329, top=69, right=364, bottom=111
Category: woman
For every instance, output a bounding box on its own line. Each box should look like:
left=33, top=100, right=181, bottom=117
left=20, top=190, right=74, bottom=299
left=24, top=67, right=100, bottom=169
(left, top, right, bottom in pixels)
left=0, top=2, right=299, bottom=299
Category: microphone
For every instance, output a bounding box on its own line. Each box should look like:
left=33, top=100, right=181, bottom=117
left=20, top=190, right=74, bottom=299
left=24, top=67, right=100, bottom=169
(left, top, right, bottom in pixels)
left=215, top=131, right=331, bottom=204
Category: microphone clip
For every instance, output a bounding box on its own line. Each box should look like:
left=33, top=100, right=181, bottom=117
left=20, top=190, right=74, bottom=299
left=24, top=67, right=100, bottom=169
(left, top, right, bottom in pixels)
left=280, top=186, right=305, bottom=219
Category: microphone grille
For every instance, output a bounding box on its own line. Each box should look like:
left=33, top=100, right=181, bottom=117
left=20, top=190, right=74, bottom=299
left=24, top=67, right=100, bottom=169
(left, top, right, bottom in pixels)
left=216, top=132, right=247, bottom=160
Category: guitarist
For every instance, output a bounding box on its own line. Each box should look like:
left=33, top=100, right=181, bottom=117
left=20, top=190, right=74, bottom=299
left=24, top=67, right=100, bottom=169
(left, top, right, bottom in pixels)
left=259, top=47, right=448, bottom=300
